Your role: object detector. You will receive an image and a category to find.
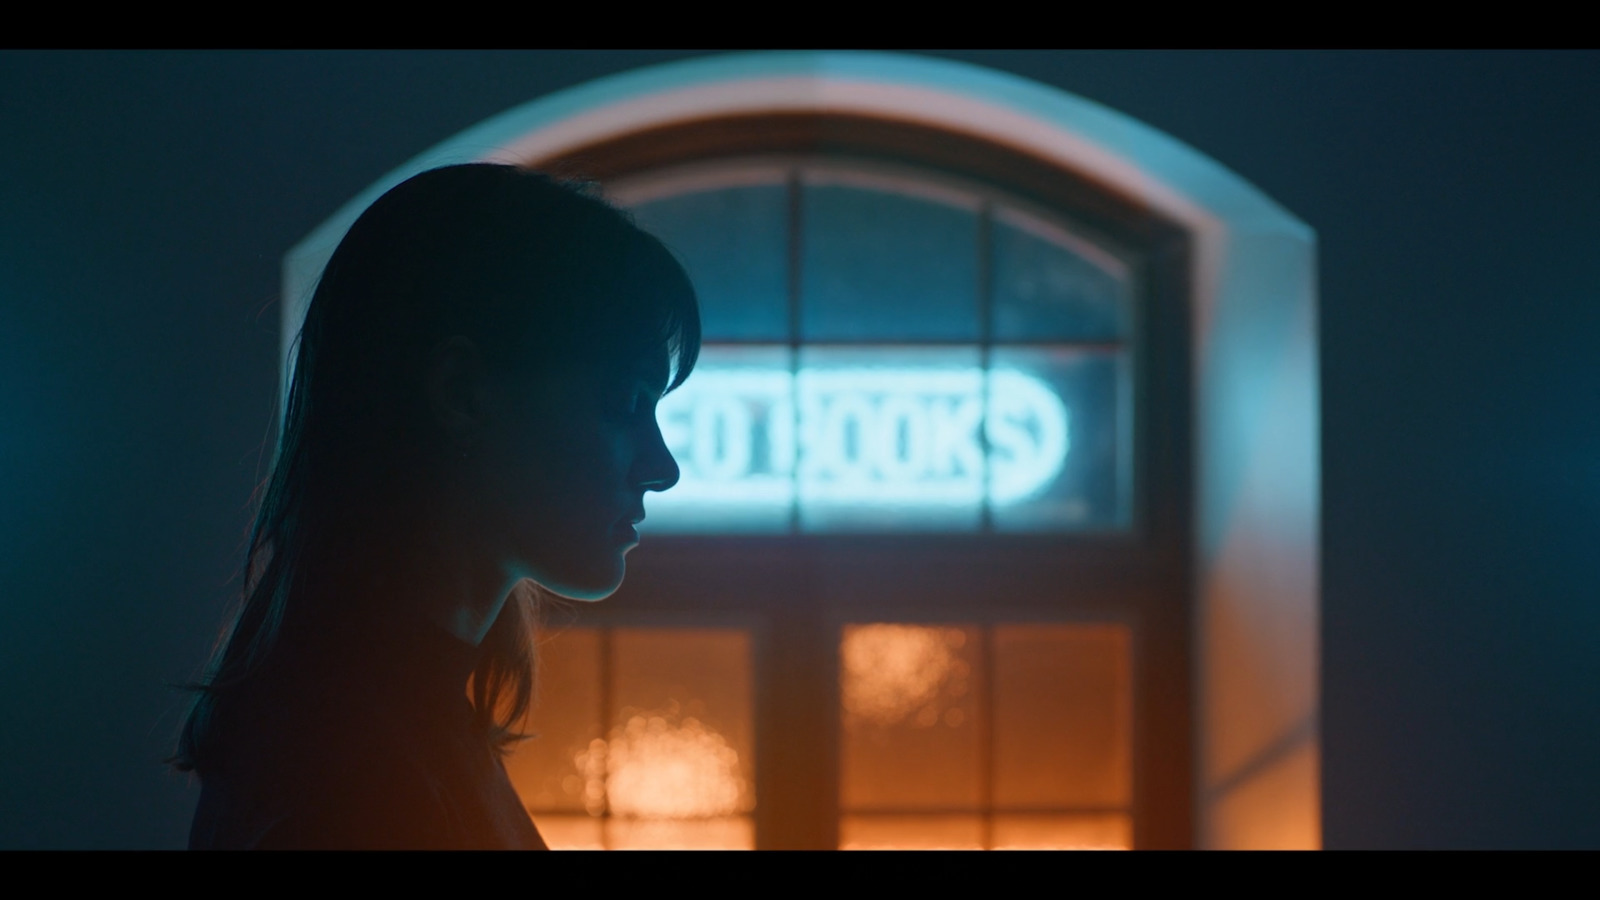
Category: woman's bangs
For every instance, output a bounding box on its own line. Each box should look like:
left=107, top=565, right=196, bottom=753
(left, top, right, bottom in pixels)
left=608, top=230, right=701, bottom=393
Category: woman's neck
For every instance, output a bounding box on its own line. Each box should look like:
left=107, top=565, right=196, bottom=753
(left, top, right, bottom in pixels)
left=429, top=560, right=522, bottom=647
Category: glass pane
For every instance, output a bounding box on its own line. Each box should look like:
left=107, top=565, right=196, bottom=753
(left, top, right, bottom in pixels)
left=991, top=813, right=1131, bottom=850
left=607, top=816, right=754, bottom=850
left=646, top=345, right=794, bottom=533
left=797, top=346, right=983, bottom=532
left=629, top=183, right=789, bottom=341
left=800, top=176, right=979, bottom=341
left=992, top=205, right=1130, bottom=342
left=988, top=347, right=1128, bottom=531
left=605, top=629, right=755, bottom=828
left=840, top=815, right=984, bottom=850
left=840, top=624, right=982, bottom=811
left=533, top=813, right=605, bottom=850
left=992, top=624, right=1131, bottom=809
left=504, top=627, right=603, bottom=814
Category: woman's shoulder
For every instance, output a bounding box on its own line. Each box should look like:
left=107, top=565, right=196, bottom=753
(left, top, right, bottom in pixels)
left=189, top=721, right=456, bottom=850
left=189, top=677, right=459, bottom=850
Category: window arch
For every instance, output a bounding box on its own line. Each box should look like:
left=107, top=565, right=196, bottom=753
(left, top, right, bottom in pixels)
left=283, top=52, right=1319, bottom=850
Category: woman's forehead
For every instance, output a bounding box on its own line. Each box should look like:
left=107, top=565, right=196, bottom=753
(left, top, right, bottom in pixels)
left=619, top=345, right=674, bottom=392
left=539, top=342, right=671, bottom=390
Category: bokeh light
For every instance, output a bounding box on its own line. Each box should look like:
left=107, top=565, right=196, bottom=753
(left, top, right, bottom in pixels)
left=842, top=624, right=970, bottom=727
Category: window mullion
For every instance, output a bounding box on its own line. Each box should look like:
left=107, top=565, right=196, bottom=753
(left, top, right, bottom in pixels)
left=787, top=169, right=803, bottom=535
left=978, top=200, right=994, bottom=534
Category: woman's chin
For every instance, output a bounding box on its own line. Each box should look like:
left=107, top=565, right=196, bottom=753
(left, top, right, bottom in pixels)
left=537, top=560, right=627, bottom=602
left=502, top=539, right=631, bottom=603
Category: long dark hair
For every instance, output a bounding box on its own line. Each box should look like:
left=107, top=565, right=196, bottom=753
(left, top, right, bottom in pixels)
left=174, top=164, right=700, bottom=771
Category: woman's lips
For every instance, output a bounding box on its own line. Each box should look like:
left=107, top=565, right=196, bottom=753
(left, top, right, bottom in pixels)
left=612, top=520, right=640, bottom=545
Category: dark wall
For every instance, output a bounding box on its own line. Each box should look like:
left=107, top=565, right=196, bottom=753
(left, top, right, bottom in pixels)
left=1, top=50, right=1594, bottom=849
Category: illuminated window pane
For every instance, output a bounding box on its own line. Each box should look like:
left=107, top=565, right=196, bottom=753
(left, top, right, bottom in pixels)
left=608, top=629, right=755, bottom=822
left=508, top=627, right=754, bottom=850
left=992, top=625, right=1131, bottom=809
left=797, top=346, right=983, bottom=532
left=504, top=627, right=602, bottom=814
left=647, top=344, right=795, bottom=533
left=607, top=817, right=754, bottom=850
left=840, top=815, right=984, bottom=850
left=991, top=813, right=1131, bottom=850
left=988, top=347, right=1127, bottom=531
left=629, top=182, right=790, bottom=341
left=838, top=622, right=1135, bottom=850
left=800, top=175, right=980, bottom=341
left=840, top=624, right=982, bottom=811
left=992, top=205, right=1131, bottom=342
left=533, top=814, right=605, bottom=850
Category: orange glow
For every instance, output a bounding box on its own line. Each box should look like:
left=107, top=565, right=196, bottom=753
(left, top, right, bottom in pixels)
left=839, top=623, right=1136, bottom=850
left=534, top=814, right=605, bottom=850
left=840, top=815, right=983, bottom=850
left=990, top=814, right=1130, bottom=850
left=840, top=814, right=1130, bottom=850
left=842, top=624, right=969, bottom=727
left=536, top=814, right=754, bottom=850
left=608, top=817, right=754, bottom=850
left=572, top=704, right=751, bottom=820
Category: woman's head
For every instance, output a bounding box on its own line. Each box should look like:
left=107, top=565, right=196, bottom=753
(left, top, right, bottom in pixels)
left=175, top=164, right=698, bottom=770
left=292, top=163, right=699, bottom=603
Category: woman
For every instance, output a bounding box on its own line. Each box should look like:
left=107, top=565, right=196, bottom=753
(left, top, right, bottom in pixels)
left=174, top=164, right=699, bottom=849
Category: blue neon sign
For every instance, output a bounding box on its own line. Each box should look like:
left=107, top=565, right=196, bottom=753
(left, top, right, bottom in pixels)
left=652, top=365, right=1070, bottom=516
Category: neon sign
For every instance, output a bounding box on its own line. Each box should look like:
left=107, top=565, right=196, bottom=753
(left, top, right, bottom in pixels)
left=653, top=366, right=1069, bottom=514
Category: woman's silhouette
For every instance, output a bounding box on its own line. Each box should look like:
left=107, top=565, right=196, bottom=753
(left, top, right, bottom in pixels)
left=173, top=164, right=699, bottom=849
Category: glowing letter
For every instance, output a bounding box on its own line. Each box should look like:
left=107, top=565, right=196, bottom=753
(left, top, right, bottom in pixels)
left=692, top=394, right=752, bottom=481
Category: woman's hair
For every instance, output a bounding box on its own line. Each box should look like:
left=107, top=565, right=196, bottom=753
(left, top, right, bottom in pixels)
left=174, top=164, right=700, bottom=771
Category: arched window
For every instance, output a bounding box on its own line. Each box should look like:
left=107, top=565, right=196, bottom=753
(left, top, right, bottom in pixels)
left=284, top=53, right=1319, bottom=850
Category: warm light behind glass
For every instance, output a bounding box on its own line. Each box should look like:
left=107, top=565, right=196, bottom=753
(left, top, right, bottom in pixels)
left=992, top=624, right=1131, bottom=808
left=991, top=813, right=1131, bottom=850
left=840, top=624, right=982, bottom=810
left=505, top=626, right=755, bottom=850
left=839, top=622, right=1133, bottom=850
left=840, top=815, right=984, bottom=850
left=501, top=628, right=602, bottom=815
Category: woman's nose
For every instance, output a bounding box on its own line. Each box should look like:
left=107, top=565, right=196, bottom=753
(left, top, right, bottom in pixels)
left=635, top=420, right=680, bottom=492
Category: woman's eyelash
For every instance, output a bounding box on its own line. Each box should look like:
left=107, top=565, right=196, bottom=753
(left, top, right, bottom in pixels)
left=614, top=387, right=653, bottom=415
